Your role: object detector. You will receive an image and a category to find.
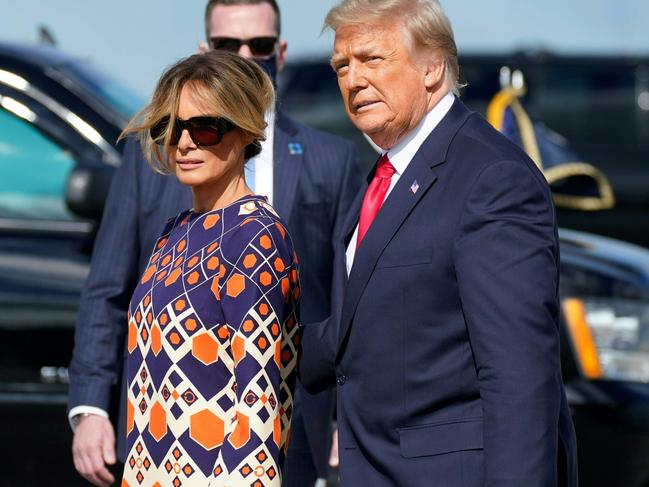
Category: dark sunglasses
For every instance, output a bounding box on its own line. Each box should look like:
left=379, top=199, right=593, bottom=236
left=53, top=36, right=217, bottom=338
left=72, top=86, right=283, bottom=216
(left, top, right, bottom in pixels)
left=150, top=116, right=235, bottom=147
left=209, top=36, right=277, bottom=57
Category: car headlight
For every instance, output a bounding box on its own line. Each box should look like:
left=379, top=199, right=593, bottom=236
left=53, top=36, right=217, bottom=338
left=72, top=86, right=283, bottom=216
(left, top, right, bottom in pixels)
left=563, top=298, right=649, bottom=382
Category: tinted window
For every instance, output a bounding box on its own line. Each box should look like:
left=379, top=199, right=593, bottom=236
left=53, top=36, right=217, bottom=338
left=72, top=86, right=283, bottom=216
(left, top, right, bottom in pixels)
left=0, top=106, right=76, bottom=220
left=460, top=60, right=649, bottom=171
left=459, top=63, right=503, bottom=115
left=526, top=64, right=648, bottom=169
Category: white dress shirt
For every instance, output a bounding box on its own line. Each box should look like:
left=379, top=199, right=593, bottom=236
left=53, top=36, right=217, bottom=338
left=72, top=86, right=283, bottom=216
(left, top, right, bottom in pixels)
left=246, top=109, right=275, bottom=205
left=345, top=92, right=455, bottom=275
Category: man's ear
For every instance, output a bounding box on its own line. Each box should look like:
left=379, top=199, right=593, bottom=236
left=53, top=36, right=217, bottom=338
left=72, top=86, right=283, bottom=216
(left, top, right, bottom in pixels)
left=424, top=56, right=445, bottom=90
left=277, top=40, right=288, bottom=72
left=198, top=41, right=210, bottom=54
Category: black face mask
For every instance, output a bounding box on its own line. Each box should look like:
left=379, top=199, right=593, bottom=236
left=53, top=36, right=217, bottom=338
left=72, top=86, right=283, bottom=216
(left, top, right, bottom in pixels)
left=254, top=55, right=278, bottom=87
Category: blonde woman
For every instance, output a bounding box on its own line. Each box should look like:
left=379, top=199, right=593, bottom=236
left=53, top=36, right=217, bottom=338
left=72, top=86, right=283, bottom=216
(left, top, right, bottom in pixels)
left=120, top=51, right=299, bottom=486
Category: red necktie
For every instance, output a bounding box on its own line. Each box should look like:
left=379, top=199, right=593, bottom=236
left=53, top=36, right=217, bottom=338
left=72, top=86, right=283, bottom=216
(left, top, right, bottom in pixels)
left=356, top=153, right=396, bottom=249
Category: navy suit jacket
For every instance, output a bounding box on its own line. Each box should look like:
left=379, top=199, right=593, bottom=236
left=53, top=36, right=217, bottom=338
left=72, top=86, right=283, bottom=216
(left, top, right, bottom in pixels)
left=301, top=99, right=578, bottom=486
left=68, top=113, right=361, bottom=477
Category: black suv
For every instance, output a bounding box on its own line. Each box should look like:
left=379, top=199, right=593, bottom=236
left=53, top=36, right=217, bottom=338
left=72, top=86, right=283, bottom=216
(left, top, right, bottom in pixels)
left=0, top=40, right=138, bottom=485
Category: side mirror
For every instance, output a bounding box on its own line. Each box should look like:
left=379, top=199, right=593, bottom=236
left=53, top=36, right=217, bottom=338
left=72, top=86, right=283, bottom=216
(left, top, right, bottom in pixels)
left=65, top=165, right=115, bottom=220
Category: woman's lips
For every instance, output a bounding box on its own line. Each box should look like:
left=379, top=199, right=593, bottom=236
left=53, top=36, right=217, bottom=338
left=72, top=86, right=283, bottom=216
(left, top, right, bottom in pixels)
left=177, top=159, right=204, bottom=170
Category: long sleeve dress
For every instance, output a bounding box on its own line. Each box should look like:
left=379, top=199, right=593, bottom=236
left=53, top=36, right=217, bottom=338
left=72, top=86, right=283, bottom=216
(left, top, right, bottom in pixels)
left=121, top=195, right=300, bottom=486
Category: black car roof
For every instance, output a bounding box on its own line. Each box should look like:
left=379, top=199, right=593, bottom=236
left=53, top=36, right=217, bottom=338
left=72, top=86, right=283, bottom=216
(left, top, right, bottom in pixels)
left=0, top=40, right=83, bottom=68
left=0, top=40, right=132, bottom=134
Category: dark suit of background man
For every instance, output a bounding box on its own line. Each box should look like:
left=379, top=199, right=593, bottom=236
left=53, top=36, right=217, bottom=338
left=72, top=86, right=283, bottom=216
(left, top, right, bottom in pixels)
left=300, top=0, right=578, bottom=486
left=67, top=1, right=361, bottom=485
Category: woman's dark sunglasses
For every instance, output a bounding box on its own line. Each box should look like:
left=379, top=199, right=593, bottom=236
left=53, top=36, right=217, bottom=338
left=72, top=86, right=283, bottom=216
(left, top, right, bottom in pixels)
left=150, top=116, right=235, bottom=147
left=209, top=36, right=277, bottom=57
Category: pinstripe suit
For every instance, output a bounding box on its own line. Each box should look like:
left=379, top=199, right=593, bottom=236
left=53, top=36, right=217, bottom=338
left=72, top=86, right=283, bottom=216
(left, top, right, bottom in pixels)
left=68, top=113, right=361, bottom=483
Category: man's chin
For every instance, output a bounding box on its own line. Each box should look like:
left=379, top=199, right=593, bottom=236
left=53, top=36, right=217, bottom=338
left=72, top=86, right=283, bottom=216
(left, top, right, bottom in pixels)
left=351, top=120, right=383, bottom=140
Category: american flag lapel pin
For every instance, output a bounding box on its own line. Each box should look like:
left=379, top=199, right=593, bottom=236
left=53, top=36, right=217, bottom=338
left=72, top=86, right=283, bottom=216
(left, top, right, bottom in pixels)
left=410, top=180, right=420, bottom=194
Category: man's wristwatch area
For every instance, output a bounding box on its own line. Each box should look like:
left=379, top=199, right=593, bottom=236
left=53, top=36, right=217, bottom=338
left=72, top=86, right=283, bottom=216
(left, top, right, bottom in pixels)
left=69, top=413, right=93, bottom=430
left=68, top=405, right=109, bottom=431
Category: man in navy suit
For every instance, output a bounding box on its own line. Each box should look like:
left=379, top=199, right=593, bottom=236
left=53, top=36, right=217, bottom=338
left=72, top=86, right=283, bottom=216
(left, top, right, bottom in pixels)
left=300, top=1, right=578, bottom=485
left=67, top=1, right=360, bottom=485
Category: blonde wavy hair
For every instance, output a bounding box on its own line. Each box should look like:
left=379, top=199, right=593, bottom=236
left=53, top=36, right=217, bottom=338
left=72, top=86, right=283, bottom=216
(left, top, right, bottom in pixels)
left=325, top=0, right=461, bottom=95
left=120, top=50, right=275, bottom=174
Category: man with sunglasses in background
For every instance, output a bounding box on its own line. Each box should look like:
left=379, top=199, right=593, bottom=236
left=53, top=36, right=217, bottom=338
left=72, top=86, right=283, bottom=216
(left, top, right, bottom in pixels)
left=67, top=1, right=361, bottom=485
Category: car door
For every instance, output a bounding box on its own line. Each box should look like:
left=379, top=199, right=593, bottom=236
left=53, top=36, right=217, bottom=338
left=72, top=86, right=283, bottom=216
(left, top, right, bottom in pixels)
left=0, top=77, right=116, bottom=484
left=0, top=74, right=112, bottom=369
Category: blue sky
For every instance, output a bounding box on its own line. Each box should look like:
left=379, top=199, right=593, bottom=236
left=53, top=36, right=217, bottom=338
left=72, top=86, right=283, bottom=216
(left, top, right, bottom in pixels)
left=2, top=0, right=647, bottom=97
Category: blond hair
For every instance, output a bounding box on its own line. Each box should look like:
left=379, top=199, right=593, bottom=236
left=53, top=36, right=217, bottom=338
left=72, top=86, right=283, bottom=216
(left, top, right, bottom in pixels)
left=120, top=50, right=274, bottom=174
left=325, top=0, right=461, bottom=95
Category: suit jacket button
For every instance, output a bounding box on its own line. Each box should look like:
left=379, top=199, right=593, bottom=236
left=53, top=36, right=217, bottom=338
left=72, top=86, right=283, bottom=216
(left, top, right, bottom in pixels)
left=336, top=374, right=347, bottom=386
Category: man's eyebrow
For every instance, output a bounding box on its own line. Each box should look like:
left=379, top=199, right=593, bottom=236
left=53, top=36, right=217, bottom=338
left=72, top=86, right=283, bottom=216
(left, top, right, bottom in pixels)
left=330, top=53, right=347, bottom=68
left=331, top=46, right=376, bottom=68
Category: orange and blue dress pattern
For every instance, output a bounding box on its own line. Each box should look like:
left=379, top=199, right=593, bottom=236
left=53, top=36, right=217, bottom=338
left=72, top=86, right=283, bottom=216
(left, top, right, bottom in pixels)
left=121, top=195, right=300, bottom=487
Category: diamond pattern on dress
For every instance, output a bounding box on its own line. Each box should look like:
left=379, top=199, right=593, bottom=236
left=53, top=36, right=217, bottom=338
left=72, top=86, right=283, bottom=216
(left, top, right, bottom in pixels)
left=123, top=196, right=299, bottom=486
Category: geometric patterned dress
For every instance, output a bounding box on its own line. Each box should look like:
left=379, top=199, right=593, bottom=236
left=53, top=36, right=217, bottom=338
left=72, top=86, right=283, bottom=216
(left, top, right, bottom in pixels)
left=121, top=195, right=300, bottom=487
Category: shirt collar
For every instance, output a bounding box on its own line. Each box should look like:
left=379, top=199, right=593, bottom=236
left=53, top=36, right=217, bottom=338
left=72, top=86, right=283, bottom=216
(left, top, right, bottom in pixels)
left=255, top=108, right=275, bottom=165
left=386, top=92, right=455, bottom=176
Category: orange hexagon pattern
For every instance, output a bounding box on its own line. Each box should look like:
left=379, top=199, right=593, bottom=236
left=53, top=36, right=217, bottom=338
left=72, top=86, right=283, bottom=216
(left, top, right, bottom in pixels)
left=226, top=273, right=245, bottom=298
left=207, top=256, right=220, bottom=271
left=149, top=401, right=167, bottom=441
left=192, top=332, right=219, bottom=365
left=203, top=213, right=220, bottom=230
left=187, top=271, right=200, bottom=285
left=124, top=199, right=299, bottom=485
left=151, top=324, right=162, bottom=356
left=259, top=235, right=272, bottom=249
left=190, top=409, right=225, bottom=450
left=259, top=271, right=272, bottom=286
left=228, top=412, right=250, bottom=449
left=243, top=254, right=257, bottom=269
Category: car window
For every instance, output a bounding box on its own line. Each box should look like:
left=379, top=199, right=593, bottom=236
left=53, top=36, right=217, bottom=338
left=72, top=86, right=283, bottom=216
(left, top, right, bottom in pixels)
left=525, top=64, right=648, bottom=169
left=61, top=60, right=145, bottom=120
left=0, top=107, right=76, bottom=220
left=461, top=60, right=649, bottom=171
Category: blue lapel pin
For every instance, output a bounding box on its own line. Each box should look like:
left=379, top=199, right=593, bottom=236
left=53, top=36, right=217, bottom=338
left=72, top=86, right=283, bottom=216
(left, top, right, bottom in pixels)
left=410, top=180, right=420, bottom=194
left=288, top=142, right=303, bottom=155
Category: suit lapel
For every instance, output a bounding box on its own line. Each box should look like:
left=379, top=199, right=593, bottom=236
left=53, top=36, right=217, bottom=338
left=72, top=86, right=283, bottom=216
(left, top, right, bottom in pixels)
left=336, top=98, right=474, bottom=354
left=341, top=182, right=366, bottom=247
left=272, top=113, right=302, bottom=224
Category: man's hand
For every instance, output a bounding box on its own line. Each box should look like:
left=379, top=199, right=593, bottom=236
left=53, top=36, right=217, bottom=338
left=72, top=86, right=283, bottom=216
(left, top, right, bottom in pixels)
left=72, top=415, right=117, bottom=487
